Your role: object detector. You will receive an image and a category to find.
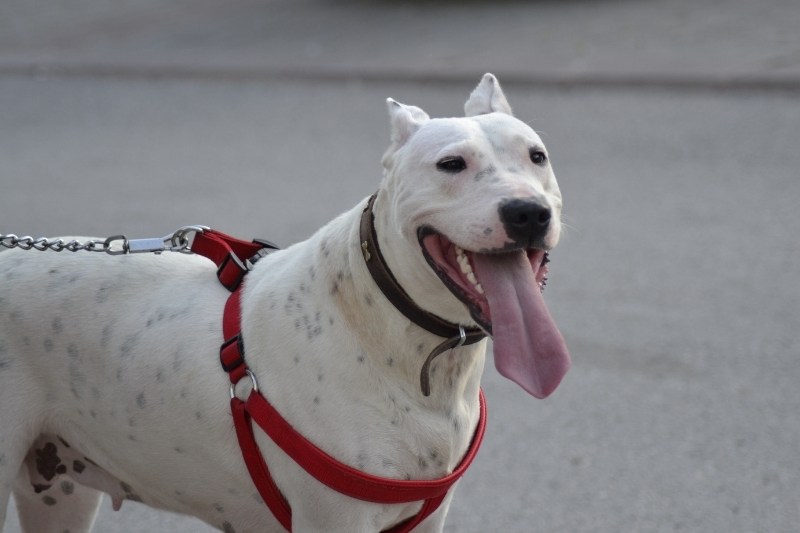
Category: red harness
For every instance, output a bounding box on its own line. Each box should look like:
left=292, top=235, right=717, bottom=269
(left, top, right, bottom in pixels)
left=190, top=229, right=487, bottom=532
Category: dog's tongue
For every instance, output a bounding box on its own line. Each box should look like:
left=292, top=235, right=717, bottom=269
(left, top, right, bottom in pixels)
left=472, top=251, right=570, bottom=398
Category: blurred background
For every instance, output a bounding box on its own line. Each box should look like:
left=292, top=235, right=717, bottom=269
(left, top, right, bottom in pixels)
left=2, top=0, right=799, bottom=531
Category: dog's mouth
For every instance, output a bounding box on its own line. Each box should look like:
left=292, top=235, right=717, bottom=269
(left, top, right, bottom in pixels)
left=418, top=227, right=571, bottom=399
left=418, top=229, right=550, bottom=332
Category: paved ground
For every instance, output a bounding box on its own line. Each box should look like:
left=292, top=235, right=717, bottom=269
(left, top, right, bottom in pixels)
left=2, top=0, right=799, bottom=531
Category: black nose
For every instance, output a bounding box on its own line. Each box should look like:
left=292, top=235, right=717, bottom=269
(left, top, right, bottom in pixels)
left=499, top=198, right=552, bottom=246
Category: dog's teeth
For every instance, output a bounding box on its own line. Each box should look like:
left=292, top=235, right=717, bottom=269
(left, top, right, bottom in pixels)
left=456, top=249, right=473, bottom=276
left=454, top=245, right=484, bottom=294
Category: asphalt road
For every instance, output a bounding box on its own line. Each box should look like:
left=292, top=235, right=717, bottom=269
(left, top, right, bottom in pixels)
left=2, top=0, right=799, bottom=531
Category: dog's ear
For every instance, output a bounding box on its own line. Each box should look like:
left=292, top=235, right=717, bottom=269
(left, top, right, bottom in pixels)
left=386, top=98, right=430, bottom=147
left=464, top=73, right=513, bottom=117
left=382, top=98, right=429, bottom=169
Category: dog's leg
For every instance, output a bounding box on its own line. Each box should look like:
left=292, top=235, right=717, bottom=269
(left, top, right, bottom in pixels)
left=12, top=464, right=102, bottom=533
left=0, top=462, right=12, bottom=531
left=0, top=441, right=35, bottom=531
left=0, top=374, right=43, bottom=531
left=0, top=432, right=30, bottom=530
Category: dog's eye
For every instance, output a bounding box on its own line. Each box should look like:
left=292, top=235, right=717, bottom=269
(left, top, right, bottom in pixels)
left=436, top=156, right=467, bottom=173
left=529, top=149, right=547, bottom=166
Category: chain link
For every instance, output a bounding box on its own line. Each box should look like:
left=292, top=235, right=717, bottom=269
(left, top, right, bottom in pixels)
left=0, top=226, right=207, bottom=256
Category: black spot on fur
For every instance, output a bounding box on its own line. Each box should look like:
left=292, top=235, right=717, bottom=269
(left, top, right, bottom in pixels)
left=32, top=483, right=51, bottom=493
left=356, top=452, right=368, bottom=471
left=73, top=460, right=86, bottom=474
left=473, top=164, right=497, bottom=182
left=52, top=317, right=63, bottom=333
left=120, top=333, right=140, bottom=358
left=60, top=480, right=74, bottom=495
left=96, top=286, right=109, bottom=303
left=67, top=344, right=79, bottom=359
left=42, top=495, right=57, bottom=506
left=222, top=522, right=236, bottom=533
left=120, top=481, right=142, bottom=502
left=35, top=443, right=63, bottom=481
left=101, top=324, right=112, bottom=348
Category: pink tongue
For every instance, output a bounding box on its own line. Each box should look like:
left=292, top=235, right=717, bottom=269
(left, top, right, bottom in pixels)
left=472, top=251, right=570, bottom=398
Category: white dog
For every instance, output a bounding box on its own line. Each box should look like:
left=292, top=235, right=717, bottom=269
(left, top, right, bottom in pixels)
left=0, top=74, right=569, bottom=533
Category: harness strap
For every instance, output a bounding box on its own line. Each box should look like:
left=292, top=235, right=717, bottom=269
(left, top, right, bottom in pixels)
left=192, top=228, right=487, bottom=532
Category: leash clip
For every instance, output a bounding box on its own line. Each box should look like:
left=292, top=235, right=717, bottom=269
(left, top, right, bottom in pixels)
left=103, top=226, right=210, bottom=255
left=168, top=225, right=209, bottom=253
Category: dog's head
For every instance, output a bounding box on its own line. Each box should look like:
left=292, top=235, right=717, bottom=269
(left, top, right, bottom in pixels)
left=380, top=74, right=570, bottom=398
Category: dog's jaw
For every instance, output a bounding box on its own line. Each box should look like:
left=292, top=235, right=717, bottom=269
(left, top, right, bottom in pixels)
left=418, top=227, right=569, bottom=399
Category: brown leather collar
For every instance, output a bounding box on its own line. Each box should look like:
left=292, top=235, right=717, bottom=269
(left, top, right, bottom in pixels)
left=359, top=193, right=486, bottom=395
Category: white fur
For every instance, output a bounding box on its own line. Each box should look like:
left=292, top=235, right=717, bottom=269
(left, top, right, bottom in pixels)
left=0, top=74, right=563, bottom=532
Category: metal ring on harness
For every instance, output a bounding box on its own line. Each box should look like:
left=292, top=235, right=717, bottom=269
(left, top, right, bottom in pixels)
left=229, top=369, right=260, bottom=400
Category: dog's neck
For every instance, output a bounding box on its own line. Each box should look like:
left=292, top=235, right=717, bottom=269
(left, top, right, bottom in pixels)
left=360, top=192, right=486, bottom=395
left=353, top=193, right=486, bottom=404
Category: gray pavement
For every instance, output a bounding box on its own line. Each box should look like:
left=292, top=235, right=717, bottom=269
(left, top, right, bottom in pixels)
left=2, top=0, right=800, bottom=531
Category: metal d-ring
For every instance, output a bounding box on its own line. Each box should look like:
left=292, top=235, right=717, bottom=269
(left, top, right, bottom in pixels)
left=169, top=225, right=210, bottom=253
left=229, top=369, right=260, bottom=400
left=455, top=326, right=467, bottom=348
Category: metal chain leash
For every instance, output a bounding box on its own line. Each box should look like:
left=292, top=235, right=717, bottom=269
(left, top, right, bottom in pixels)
left=0, top=225, right=208, bottom=256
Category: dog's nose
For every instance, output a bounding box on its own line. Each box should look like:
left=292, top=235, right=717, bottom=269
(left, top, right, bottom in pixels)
left=499, top=198, right=552, bottom=246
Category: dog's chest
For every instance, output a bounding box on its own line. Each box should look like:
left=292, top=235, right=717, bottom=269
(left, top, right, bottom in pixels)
left=240, top=225, right=476, bottom=483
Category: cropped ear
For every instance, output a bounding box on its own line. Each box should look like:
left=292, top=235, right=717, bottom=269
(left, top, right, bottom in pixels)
left=464, top=73, right=513, bottom=117
left=386, top=98, right=430, bottom=147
